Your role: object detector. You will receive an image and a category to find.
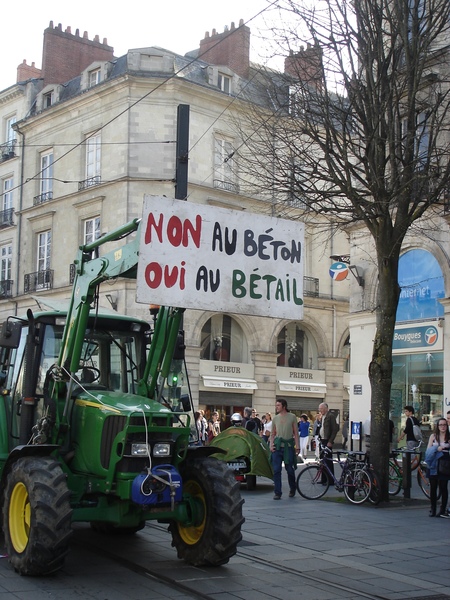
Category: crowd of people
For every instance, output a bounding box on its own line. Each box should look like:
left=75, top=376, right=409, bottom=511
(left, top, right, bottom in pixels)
left=194, top=402, right=450, bottom=514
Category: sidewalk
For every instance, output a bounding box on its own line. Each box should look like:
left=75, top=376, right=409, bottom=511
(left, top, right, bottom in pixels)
left=0, top=461, right=448, bottom=600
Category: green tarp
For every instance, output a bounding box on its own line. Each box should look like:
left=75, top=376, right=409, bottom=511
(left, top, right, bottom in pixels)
left=209, top=427, right=274, bottom=480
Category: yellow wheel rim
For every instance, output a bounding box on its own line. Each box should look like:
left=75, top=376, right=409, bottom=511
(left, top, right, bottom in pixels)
left=177, top=479, right=206, bottom=545
left=9, top=482, right=31, bottom=553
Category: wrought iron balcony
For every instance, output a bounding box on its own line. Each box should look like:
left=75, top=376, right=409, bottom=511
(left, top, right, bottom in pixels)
left=304, top=276, right=319, bottom=297
left=78, top=176, right=101, bottom=191
left=0, top=208, right=14, bottom=228
left=24, top=269, right=54, bottom=293
left=33, top=191, right=53, bottom=205
left=0, top=280, right=13, bottom=298
left=213, top=179, right=240, bottom=194
left=0, top=139, right=17, bottom=162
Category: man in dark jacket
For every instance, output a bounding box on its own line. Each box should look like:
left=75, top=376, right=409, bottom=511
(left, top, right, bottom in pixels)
left=318, top=402, right=339, bottom=482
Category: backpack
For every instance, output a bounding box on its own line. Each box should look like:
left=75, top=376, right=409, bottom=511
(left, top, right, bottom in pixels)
left=409, top=417, right=423, bottom=442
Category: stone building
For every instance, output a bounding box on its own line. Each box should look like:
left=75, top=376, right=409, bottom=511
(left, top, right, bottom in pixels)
left=0, top=20, right=351, bottom=432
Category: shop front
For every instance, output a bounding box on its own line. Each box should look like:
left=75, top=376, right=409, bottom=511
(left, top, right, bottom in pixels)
left=199, top=359, right=257, bottom=427
left=390, top=249, right=445, bottom=437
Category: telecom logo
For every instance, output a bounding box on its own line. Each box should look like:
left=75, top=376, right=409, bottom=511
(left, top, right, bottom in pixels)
left=329, top=262, right=348, bottom=281
left=425, top=326, right=438, bottom=346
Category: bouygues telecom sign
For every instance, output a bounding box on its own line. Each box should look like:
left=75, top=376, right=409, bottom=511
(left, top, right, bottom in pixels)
left=136, top=196, right=304, bottom=319
left=392, top=322, right=443, bottom=353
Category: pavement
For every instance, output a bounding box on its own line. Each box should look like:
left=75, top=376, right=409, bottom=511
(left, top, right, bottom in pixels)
left=0, top=455, right=449, bottom=600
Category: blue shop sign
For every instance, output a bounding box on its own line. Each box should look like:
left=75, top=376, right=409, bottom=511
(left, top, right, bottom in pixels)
left=393, top=322, right=442, bottom=353
left=396, top=249, right=444, bottom=322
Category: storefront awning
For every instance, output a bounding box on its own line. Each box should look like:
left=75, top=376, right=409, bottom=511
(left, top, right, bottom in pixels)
left=201, top=375, right=258, bottom=391
left=277, top=380, right=327, bottom=396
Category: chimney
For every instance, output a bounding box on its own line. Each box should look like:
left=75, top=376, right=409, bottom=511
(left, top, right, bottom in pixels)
left=41, top=21, right=114, bottom=85
left=284, top=43, right=323, bottom=91
left=17, top=60, right=42, bottom=83
left=199, top=19, right=250, bottom=79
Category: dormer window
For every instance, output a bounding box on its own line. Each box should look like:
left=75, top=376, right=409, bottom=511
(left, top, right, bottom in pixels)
left=89, top=68, right=101, bottom=87
left=43, top=91, right=54, bottom=108
left=218, top=73, right=231, bottom=94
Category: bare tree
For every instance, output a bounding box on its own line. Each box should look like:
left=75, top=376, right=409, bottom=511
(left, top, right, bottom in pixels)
left=237, top=0, right=450, bottom=499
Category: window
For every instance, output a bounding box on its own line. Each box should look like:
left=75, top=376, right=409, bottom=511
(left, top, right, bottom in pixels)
left=43, top=91, right=54, bottom=108
left=0, top=244, right=12, bottom=282
left=3, top=177, right=13, bottom=211
left=39, top=150, right=53, bottom=201
left=6, top=116, right=16, bottom=143
left=276, top=324, right=318, bottom=369
left=84, top=217, right=101, bottom=245
left=1, top=177, right=13, bottom=226
left=218, top=73, right=231, bottom=94
left=201, top=315, right=248, bottom=363
left=288, top=85, right=305, bottom=117
left=86, top=133, right=101, bottom=182
left=213, top=137, right=238, bottom=193
left=89, top=69, right=102, bottom=87
left=37, top=231, right=51, bottom=275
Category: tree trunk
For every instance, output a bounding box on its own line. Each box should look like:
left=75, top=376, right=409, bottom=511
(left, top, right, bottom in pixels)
left=368, top=232, right=401, bottom=501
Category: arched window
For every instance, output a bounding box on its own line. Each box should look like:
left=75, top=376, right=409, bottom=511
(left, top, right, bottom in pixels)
left=201, top=315, right=248, bottom=363
left=276, top=324, right=318, bottom=369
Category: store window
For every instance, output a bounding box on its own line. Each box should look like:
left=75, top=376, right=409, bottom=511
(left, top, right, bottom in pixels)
left=396, top=249, right=444, bottom=322
left=276, top=323, right=318, bottom=369
left=201, top=315, right=248, bottom=363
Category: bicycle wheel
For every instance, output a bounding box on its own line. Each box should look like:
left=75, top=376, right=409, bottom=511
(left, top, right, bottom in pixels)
left=388, top=461, right=402, bottom=496
left=344, top=467, right=371, bottom=504
left=367, top=467, right=382, bottom=505
left=417, top=465, right=441, bottom=500
left=296, top=465, right=329, bottom=499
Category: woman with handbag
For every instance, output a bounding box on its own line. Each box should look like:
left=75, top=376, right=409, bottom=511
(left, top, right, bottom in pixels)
left=425, top=418, right=450, bottom=517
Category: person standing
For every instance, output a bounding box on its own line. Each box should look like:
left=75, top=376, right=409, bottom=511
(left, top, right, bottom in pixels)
left=397, top=405, right=420, bottom=450
left=262, top=412, right=272, bottom=443
left=298, top=414, right=310, bottom=460
left=270, top=399, right=300, bottom=499
left=425, top=418, right=450, bottom=517
left=342, top=414, right=349, bottom=451
left=318, top=402, right=339, bottom=483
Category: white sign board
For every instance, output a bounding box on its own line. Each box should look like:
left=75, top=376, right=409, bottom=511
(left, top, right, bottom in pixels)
left=136, top=196, right=304, bottom=319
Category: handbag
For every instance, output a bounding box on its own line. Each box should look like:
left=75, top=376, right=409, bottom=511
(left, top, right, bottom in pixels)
left=438, top=454, right=450, bottom=477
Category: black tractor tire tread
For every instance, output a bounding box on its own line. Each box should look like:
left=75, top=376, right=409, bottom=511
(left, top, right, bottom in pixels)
left=169, top=457, right=244, bottom=567
left=3, top=456, right=73, bottom=576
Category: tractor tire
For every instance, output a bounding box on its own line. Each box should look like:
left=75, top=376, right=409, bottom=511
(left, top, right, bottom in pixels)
left=169, top=457, right=244, bottom=566
left=2, top=456, right=73, bottom=576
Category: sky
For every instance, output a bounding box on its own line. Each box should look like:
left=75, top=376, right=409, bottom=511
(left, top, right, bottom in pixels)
left=0, top=0, right=281, bottom=92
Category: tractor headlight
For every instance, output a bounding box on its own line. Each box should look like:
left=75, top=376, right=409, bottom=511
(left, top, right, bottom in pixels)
left=131, top=443, right=150, bottom=457
left=153, top=443, right=171, bottom=457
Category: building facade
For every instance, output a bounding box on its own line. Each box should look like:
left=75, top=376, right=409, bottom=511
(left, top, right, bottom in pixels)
left=0, top=21, right=351, bottom=432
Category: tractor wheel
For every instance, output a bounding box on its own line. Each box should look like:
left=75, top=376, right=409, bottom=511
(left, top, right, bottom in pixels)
left=3, top=456, right=73, bottom=576
left=169, top=457, right=244, bottom=566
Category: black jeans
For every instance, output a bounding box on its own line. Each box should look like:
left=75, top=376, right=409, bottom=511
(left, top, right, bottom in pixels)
left=430, top=475, right=449, bottom=513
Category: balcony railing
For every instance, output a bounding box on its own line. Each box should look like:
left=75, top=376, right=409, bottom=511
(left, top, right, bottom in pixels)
left=0, top=208, right=14, bottom=228
left=78, top=176, right=101, bottom=191
left=213, top=179, right=240, bottom=194
left=0, top=280, right=13, bottom=298
left=0, top=139, right=17, bottom=162
left=304, top=276, right=319, bottom=297
left=24, top=269, right=54, bottom=293
left=33, top=191, right=53, bottom=205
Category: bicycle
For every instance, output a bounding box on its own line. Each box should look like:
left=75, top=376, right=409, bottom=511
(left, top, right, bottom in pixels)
left=388, top=444, right=436, bottom=499
left=296, top=443, right=372, bottom=504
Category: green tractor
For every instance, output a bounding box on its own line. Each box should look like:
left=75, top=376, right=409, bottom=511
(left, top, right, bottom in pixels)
left=0, top=219, right=244, bottom=575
